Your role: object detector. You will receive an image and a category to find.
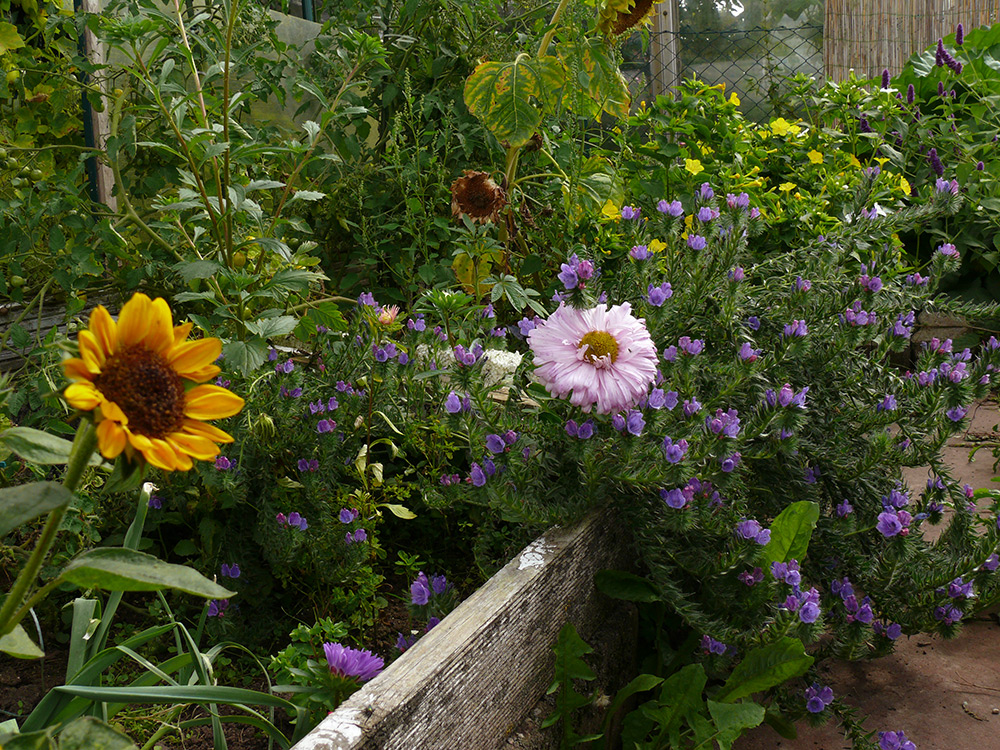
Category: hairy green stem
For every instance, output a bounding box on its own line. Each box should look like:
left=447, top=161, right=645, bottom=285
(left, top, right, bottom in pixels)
left=0, top=421, right=98, bottom=637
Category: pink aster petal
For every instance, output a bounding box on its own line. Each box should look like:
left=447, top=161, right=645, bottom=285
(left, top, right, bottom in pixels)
left=528, top=303, right=658, bottom=414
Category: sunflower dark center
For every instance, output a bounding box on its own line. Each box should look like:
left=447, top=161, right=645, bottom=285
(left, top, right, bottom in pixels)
left=94, top=345, right=186, bottom=437
left=579, top=331, right=619, bottom=364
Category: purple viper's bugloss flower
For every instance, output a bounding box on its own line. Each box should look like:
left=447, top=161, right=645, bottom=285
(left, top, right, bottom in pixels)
left=928, top=147, right=944, bottom=176
left=879, top=730, right=917, bottom=750
left=805, top=683, right=834, bottom=713
left=647, top=282, right=673, bottom=307
left=946, top=405, right=967, bottom=422
left=410, top=573, right=431, bottom=605
left=700, top=635, right=727, bottom=655
left=621, top=205, right=640, bottom=220
left=662, top=436, right=689, bottom=464
left=658, top=199, right=684, bottom=217
left=630, top=244, right=651, bottom=260
left=687, top=234, right=707, bottom=250
left=661, top=487, right=691, bottom=509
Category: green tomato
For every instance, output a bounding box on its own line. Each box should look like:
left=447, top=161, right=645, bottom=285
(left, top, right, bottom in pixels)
left=0, top=148, right=7, bottom=161
left=29, top=169, right=43, bottom=181
left=10, top=275, right=26, bottom=287
left=5, top=70, right=19, bottom=85
left=4, top=158, right=16, bottom=170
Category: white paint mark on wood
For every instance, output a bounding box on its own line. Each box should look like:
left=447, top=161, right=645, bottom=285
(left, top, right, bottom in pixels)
left=518, top=537, right=556, bottom=569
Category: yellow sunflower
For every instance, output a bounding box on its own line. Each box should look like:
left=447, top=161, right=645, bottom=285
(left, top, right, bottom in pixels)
left=62, top=293, right=244, bottom=472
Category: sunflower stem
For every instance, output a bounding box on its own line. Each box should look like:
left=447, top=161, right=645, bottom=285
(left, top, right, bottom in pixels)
left=0, top=421, right=98, bottom=637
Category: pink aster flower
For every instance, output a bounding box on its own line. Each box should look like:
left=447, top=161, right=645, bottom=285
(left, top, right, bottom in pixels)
left=528, top=302, right=658, bottom=414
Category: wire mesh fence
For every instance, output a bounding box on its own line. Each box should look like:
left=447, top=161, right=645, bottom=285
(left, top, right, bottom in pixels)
left=621, top=23, right=824, bottom=122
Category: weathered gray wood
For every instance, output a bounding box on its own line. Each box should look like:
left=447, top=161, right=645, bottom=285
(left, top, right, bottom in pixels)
left=80, top=0, right=117, bottom=211
left=0, top=298, right=114, bottom=372
left=650, top=1, right=681, bottom=98
left=292, top=511, right=634, bottom=750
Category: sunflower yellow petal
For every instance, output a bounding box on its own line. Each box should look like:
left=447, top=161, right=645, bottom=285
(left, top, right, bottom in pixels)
left=181, top=419, right=235, bottom=444
left=145, top=297, right=175, bottom=354
left=77, top=329, right=106, bottom=373
left=63, top=357, right=94, bottom=383
left=132, top=435, right=179, bottom=471
left=173, top=322, right=194, bottom=345
left=89, top=305, right=117, bottom=357
left=168, top=432, right=220, bottom=461
left=65, top=382, right=103, bottom=411
left=182, top=364, right=222, bottom=383
left=117, top=293, right=152, bottom=347
left=101, top=400, right=128, bottom=425
left=168, top=338, right=222, bottom=378
left=97, top=419, right=127, bottom=459
left=184, top=385, right=245, bottom=420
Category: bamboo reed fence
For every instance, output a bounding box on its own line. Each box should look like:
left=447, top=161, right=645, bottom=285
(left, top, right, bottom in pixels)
left=825, top=0, right=1000, bottom=82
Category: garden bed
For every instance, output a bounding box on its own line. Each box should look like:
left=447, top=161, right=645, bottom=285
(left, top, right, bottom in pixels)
left=290, top=510, right=637, bottom=750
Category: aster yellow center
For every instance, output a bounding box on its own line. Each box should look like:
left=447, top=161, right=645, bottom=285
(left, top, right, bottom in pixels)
left=579, top=331, right=619, bottom=364
left=93, top=345, right=186, bottom=437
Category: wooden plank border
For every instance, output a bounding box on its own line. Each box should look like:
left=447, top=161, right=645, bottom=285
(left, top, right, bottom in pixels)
left=291, top=511, right=635, bottom=750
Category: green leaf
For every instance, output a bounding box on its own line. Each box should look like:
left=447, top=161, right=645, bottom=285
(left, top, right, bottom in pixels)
left=464, top=53, right=566, bottom=147
left=0, top=731, right=55, bottom=750
left=58, top=548, right=234, bottom=599
left=53, top=684, right=300, bottom=711
left=0, top=623, right=45, bottom=659
left=222, top=338, right=268, bottom=374
left=173, top=259, right=223, bottom=283
left=381, top=504, right=416, bottom=519
left=763, top=708, right=798, bottom=739
left=0, top=481, right=74, bottom=537
left=288, top=190, right=326, bottom=203
left=558, top=38, right=631, bottom=120
left=0, top=427, right=104, bottom=467
left=706, top=700, right=765, bottom=750
left=762, top=501, right=819, bottom=570
left=244, top=316, right=298, bottom=339
left=714, top=637, right=813, bottom=703
left=0, top=22, right=26, bottom=54
left=594, top=569, right=660, bottom=602
left=645, top=663, right=707, bottom=735
left=58, top=716, right=138, bottom=750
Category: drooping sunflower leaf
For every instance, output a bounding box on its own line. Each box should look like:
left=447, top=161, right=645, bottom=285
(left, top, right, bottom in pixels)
left=58, top=548, right=234, bottom=599
left=0, top=427, right=105, bottom=467
left=0, top=481, right=74, bottom=537
left=464, top=53, right=566, bottom=147
left=558, top=38, right=631, bottom=120
left=0, top=623, right=45, bottom=659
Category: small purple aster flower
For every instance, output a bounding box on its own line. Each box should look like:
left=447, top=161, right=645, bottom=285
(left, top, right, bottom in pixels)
left=658, top=199, right=684, bottom=217
left=946, top=405, right=967, bottom=422
left=626, top=410, right=645, bottom=436
left=805, top=683, right=834, bottom=714
left=661, top=487, right=691, bottom=509
left=662, top=436, right=689, bottom=464
left=687, top=234, right=707, bottom=251
left=323, top=642, right=384, bottom=682
left=647, top=282, right=673, bottom=307
left=878, top=730, right=917, bottom=750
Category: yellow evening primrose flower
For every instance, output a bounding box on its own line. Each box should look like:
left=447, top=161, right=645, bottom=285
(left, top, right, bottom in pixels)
left=63, top=293, right=245, bottom=471
left=729, top=92, right=740, bottom=106
left=770, top=118, right=792, bottom=136
left=601, top=200, right=621, bottom=221
left=648, top=238, right=667, bottom=254
left=899, top=176, right=911, bottom=196
left=779, top=182, right=797, bottom=192
left=684, top=159, right=705, bottom=176
left=807, top=150, right=823, bottom=164
left=849, top=154, right=862, bottom=169
left=875, top=157, right=890, bottom=166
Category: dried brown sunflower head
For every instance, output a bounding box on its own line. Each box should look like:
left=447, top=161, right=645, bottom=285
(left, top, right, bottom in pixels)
left=599, top=0, right=656, bottom=36
left=451, top=170, right=507, bottom=224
